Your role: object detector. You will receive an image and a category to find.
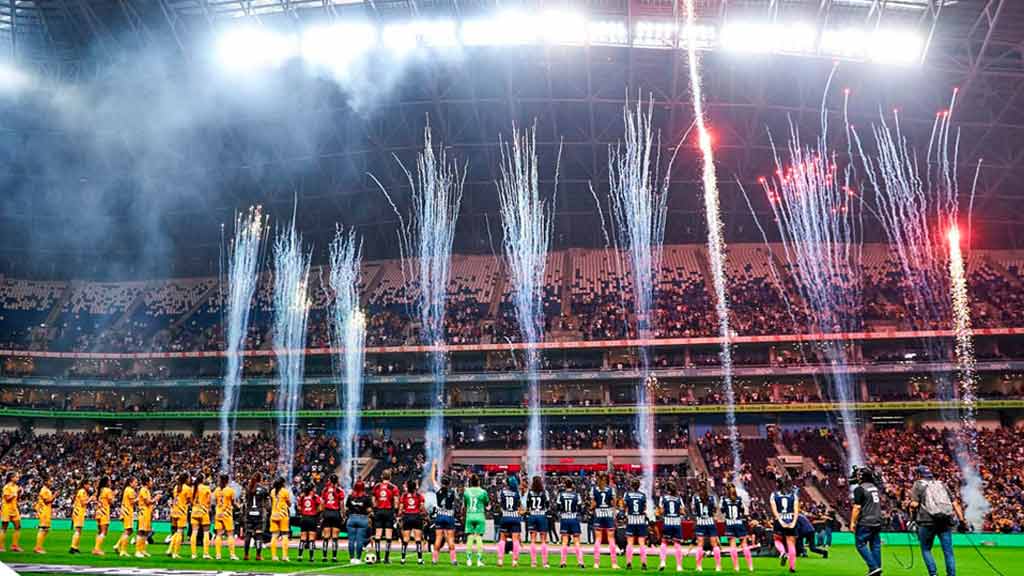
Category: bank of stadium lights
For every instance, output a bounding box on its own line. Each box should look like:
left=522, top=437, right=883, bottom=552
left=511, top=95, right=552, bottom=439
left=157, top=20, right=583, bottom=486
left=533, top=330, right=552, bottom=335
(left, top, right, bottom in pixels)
left=213, top=14, right=924, bottom=72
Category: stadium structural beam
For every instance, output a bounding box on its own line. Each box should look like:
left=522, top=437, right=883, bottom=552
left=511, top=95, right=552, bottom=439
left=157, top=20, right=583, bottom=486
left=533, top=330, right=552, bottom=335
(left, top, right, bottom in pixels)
left=957, top=0, right=1007, bottom=103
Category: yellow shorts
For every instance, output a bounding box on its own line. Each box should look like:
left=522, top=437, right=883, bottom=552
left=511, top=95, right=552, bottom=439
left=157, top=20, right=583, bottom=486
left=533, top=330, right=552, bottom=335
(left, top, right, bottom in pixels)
left=190, top=514, right=210, bottom=527
left=215, top=516, right=234, bottom=534
left=38, top=513, right=51, bottom=529
left=122, top=513, right=135, bottom=531
left=1, top=510, right=20, bottom=523
left=170, top=514, right=183, bottom=530
left=269, top=517, right=289, bottom=533
left=138, top=513, right=152, bottom=532
left=72, top=511, right=85, bottom=529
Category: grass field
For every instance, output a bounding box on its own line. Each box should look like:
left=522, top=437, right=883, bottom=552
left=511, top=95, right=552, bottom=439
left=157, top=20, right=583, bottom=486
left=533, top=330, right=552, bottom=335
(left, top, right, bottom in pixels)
left=0, top=529, right=1016, bottom=576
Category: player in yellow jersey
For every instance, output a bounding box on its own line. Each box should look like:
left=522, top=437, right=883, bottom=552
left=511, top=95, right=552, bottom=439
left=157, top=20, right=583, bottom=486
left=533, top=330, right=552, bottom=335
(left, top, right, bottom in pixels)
left=190, top=472, right=213, bottom=559
left=135, top=476, right=153, bottom=558
left=92, top=476, right=114, bottom=556
left=166, top=473, right=192, bottom=559
left=214, top=474, right=238, bottom=560
left=268, top=477, right=292, bottom=561
left=33, top=473, right=54, bottom=554
left=114, top=477, right=138, bottom=557
left=0, top=472, right=22, bottom=552
left=69, top=478, right=92, bottom=554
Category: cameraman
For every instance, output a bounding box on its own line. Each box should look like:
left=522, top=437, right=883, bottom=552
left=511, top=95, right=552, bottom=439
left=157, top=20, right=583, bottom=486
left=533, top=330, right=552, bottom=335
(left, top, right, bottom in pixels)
left=850, top=466, right=884, bottom=576
left=910, top=466, right=965, bottom=576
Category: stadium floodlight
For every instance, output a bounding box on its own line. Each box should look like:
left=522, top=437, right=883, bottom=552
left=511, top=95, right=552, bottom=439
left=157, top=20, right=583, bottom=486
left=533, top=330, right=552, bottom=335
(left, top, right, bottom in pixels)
left=868, top=29, right=923, bottom=65
left=216, top=26, right=298, bottom=72
left=634, top=20, right=677, bottom=47
left=721, top=21, right=814, bottom=54
left=382, top=19, right=459, bottom=53
left=461, top=10, right=536, bottom=46
left=589, top=19, right=629, bottom=46
left=539, top=10, right=587, bottom=45
left=301, top=22, right=377, bottom=70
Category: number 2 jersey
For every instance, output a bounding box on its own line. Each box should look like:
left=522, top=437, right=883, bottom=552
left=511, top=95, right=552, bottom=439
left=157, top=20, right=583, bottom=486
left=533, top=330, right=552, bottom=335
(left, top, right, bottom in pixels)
left=591, top=486, right=616, bottom=521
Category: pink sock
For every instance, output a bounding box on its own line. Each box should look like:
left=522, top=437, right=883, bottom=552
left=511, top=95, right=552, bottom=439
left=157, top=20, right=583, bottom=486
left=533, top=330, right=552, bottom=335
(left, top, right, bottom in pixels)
left=640, top=544, right=648, bottom=566
left=512, top=541, right=520, bottom=564
left=497, top=540, right=505, bottom=565
left=530, top=543, right=538, bottom=566
left=774, top=539, right=786, bottom=556
left=713, top=546, right=721, bottom=571
left=660, top=543, right=668, bottom=564
left=449, top=546, right=457, bottom=564
left=674, top=543, right=683, bottom=568
left=541, top=544, right=548, bottom=566
left=560, top=545, right=567, bottom=566
left=626, top=543, right=634, bottom=565
left=729, top=543, right=739, bottom=570
left=787, top=541, right=796, bottom=570
left=594, top=542, right=602, bottom=567
left=575, top=545, right=583, bottom=566
left=610, top=542, right=618, bottom=565
left=432, top=548, right=439, bottom=563
left=696, top=547, right=704, bottom=567
left=743, top=544, right=753, bottom=571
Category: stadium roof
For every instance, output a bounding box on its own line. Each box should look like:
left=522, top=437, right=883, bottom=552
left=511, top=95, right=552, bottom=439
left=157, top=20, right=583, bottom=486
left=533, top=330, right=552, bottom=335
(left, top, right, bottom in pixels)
left=2, top=1, right=1024, bottom=279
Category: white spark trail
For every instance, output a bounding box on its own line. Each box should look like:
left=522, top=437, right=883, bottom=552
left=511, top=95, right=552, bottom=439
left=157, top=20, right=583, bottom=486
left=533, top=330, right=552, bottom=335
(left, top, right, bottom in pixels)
left=329, top=226, right=365, bottom=490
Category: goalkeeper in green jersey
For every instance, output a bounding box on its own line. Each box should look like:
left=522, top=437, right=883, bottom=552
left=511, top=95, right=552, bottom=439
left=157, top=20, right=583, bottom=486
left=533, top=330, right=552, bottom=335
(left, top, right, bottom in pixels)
left=463, top=474, right=489, bottom=567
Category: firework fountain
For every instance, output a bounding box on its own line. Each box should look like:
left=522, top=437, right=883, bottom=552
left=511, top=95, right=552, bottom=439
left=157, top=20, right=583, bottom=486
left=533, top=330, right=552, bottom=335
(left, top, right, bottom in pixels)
left=684, top=0, right=744, bottom=487
left=496, top=124, right=557, bottom=480
left=602, top=97, right=672, bottom=499
left=329, top=226, right=365, bottom=490
left=218, top=207, right=267, bottom=474
left=852, top=94, right=989, bottom=529
left=755, top=116, right=866, bottom=467
left=376, top=124, right=464, bottom=483
left=272, top=217, right=312, bottom=483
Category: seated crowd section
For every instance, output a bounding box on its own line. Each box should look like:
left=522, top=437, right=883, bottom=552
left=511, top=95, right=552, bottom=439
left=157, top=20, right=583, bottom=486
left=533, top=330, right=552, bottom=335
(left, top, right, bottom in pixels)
left=3, top=245, right=1024, bottom=354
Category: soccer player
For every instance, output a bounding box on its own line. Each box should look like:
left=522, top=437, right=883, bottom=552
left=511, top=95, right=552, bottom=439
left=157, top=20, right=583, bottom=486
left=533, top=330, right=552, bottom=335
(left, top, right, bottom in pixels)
left=721, top=483, right=754, bottom=572
left=690, top=480, right=721, bottom=573
left=242, top=473, right=268, bottom=561
left=166, top=472, right=192, bottom=559
left=495, top=476, right=523, bottom=567
left=770, top=477, right=799, bottom=574
left=320, top=474, right=344, bottom=562
left=430, top=473, right=458, bottom=566
left=298, top=482, right=321, bottom=562
left=268, top=477, right=292, bottom=561
left=69, top=478, right=92, bottom=554
left=214, top=474, right=238, bottom=560
left=114, top=476, right=138, bottom=557
left=135, top=476, right=154, bottom=558
left=92, top=476, right=114, bottom=556
left=190, top=472, right=213, bottom=559
left=556, top=477, right=584, bottom=569
left=591, top=472, right=618, bottom=569
left=622, top=477, right=650, bottom=570
left=462, top=473, right=489, bottom=567
left=33, top=473, right=53, bottom=554
left=525, top=475, right=551, bottom=568
left=371, top=470, right=400, bottom=564
left=657, top=482, right=685, bottom=572
left=399, top=479, right=425, bottom=565
left=0, top=472, right=21, bottom=553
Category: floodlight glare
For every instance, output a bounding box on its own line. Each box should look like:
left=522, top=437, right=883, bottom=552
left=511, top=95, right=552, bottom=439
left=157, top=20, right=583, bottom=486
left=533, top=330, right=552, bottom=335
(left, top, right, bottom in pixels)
left=0, top=61, right=33, bottom=93
left=382, top=19, right=458, bottom=53
left=540, top=10, right=586, bottom=45
left=462, top=11, right=535, bottom=46
left=869, top=29, right=923, bottom=65
left=217, top=27, right=298, bottom=72
left=301, top=22, right=376, bottom=70
left=589, top=20, right=628, bottom=45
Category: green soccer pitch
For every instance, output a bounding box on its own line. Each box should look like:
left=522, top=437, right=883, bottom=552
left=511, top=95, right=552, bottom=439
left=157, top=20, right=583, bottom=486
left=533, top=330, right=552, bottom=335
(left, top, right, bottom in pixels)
left=0, top=529, right=1017, bottom=576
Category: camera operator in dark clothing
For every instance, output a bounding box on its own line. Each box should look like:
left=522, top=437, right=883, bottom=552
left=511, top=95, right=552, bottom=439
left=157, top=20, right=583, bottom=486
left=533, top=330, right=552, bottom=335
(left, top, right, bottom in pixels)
left=850, top=466, right=884, bottom=576
left=910, top=466, right=966, bottom=576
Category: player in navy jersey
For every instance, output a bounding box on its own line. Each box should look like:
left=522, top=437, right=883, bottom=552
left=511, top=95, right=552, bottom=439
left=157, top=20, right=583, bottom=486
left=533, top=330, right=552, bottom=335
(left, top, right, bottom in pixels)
left=620, top=478, right=650, bottom=570
left=556, top=478, right=585, bottom=569
left=495, top=477, right=523, bottom=567
left=656, top=482, right=685, bottom=572
left=525, top=476, right=551, bottom=568
left=429, top=469, right=458, bottom=566
left=721, top=483, right=753, bottom=572
left=770, top=477, right=800, bottom=573
left=690, top=480, right=722, bottom=572
left=590, top=472, right=619, bottom=569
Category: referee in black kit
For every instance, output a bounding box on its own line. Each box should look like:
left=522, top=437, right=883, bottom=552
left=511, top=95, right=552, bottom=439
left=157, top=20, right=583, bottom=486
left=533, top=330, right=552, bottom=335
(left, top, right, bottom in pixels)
left=850, top=466, right=885, bottom=576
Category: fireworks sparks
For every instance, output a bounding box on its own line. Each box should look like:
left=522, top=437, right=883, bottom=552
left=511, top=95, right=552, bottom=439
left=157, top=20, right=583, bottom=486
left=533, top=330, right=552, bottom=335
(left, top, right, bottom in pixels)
left=219, top=206, right=267, bottom=474
left=329, top=226, right=365, bottom=490
left=497, top=123, right=557, bottom=481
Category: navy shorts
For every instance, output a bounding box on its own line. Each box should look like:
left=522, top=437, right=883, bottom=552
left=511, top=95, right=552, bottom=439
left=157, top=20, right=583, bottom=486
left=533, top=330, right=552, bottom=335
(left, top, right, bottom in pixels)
left=434, top=515, right=455, bottom=530
left=499, top=519, right=522, bottom=534
left=773, top=520, right=796, bottom=538
left=626, top=523, right=648, bottom=538
left=560, top=519, right=581, bottom=535
left=592, top=515, right=615, bottom=530
left=662, top=524, right=683, bottom=542
left=694, top=523, right=718, bottom=538
left=725, top=523, right=748, bottom=538
left=526, top=515, right=548, bottom=533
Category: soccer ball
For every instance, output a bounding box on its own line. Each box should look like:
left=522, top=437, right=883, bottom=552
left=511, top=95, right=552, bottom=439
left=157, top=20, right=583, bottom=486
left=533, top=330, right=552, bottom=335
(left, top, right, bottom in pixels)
left=365, top=552, right=377, bottom=565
